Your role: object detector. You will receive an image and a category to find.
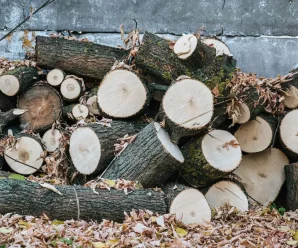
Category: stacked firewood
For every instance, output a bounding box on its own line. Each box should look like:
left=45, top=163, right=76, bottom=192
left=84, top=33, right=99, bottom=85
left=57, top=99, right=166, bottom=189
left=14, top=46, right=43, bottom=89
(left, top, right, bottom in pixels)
left=0, top=31, right=297, bottom=224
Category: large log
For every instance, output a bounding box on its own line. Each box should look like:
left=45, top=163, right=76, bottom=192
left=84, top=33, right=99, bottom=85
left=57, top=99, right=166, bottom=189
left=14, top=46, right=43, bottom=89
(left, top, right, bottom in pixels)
left=102, top=122, right=184, bottom=187
left=17, top=83, right=63, bottom=131
left=36, top=36, right=128, bottom=79
left=181, top=129, right=242, bottom=187
left=69, top=120, right=146, bottom=175
left=285, top=163, right=298, bottom=211
left=0, top=178, right=167, bottom=222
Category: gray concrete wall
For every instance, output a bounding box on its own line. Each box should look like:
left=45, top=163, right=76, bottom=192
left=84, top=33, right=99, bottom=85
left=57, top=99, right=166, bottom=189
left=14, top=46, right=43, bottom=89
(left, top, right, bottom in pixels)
left=1, top=0, right=298, bottom=78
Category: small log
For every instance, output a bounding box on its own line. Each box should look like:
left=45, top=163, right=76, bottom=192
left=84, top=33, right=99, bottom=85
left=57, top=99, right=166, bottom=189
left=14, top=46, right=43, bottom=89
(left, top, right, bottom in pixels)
left=282, top=85, right=298, bottom=109
left=163, top=183, right=211, bottom=225
left=86, top=87, right=100, bottom=115
left=234, top=148, right=289, bottom=206
left=285, top=163, right=298, bottom=211
left=4, top=134, right=45, bottom=175
left=161, top=77, right=214, bottom=142
left=42, top=128, right=62, bottom=152
left=17, top=83, right=63, bottom=131
left=97, top=70, right=149, bottom=119
left=181, top=129, right=242, bottom=187
left=0, top=67, right=38, bottom=96
left=0, top=91, right=16, bottom=111
left=0, top=179, right=166, bottom=222
left=60, top=77, right=83, bottom=102
left=63, top=104, right=89, bottom=122
left=0, top=109, right=26, bottom=133
left=205, top=180, right=249, bottom=211
left=234, top=114, right=276, bottom=153
left=69, top=120, right=146, bottom=175
left=202, top=38, right=232, bottom=57
left=36, top=36, right=128, bottom=79
left=47, top=69, right=65, bottom=87
left=101, top=122, right=184, bottom=187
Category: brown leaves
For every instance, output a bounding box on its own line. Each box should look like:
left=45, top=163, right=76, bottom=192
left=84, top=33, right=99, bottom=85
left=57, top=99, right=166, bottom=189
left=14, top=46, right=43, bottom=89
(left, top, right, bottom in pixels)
left=0, top=57, right=37, bottom=73
left=211, top=84, right=219, bottom=97
left=114, top=134, right=137, bottom=157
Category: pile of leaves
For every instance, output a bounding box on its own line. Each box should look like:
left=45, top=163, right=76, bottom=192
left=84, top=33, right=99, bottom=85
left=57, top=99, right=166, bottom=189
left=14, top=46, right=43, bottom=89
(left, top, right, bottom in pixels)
left=1, top=205, right=298, bottom=247
left=0, top=57, right=37, bottom=75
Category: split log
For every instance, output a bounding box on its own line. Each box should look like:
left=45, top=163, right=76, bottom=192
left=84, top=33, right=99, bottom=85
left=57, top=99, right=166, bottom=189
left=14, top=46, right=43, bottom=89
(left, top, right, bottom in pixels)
left=102, top=122, right=184, bottom=187
left=163, top=183, right=211, bottom=225
left=205, top=180, right=249, bottom=211
left=63, top=104, right=89, bottom=122
left=97, top=70, right=149, bottom=119
left=234, top=148, right=289, bottom=206
left=86, top=87, right=100, bottom=115
left=0, top=91, right=16, bottom=111
left=60, top=77, right=83, bottom=102
left=181, top=129, right=242, bottom=187
left=36, top=36, right=128, bottom=79
left=42, top=128, right=62, bottom=152
left=17, top=83, right=63, bottom=131
left=0, top=109, right=26, bottom=133
left=161, top=78, right=214, bottom=141
left=0, top=67, right=38, bottom=96
left=0, top=179, right=166, bottom=222
left=4, top=134, right=45, bottom=175
left=234, top=114, right=276, bottom=153
left=280, top=110, right=298, bottom=160
left=69, top=120, right=146, bottom=175
left=285, top=163, right=298, bottom=211
left=47, top=69, right=65, bottom=87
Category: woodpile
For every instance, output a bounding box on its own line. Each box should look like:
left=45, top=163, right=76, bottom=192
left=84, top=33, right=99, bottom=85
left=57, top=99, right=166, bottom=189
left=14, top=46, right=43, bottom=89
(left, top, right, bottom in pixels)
left=0, top=30, right=297, bottom=223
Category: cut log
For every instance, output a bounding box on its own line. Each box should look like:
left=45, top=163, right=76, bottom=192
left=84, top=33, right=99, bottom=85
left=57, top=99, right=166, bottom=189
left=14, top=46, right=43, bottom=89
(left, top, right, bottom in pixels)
left=205, top=180, right=249, bottom=212
left=0, top=67, right=38, bottom=96
left=163, top=183, right=211, bottom=225
left=102, top=122, right=184, bottom=187
left=4, top=134, right=45, bottom=175
left=234, top=148, right=289, bottom=206
left=0, top=109, right=26, bottom=133
left=234, top=115, right=276, bottom=153
left=60, top=77, right=83, bottom=102
left=47, top=69, right=65, bottom=86
left=17, top=83, right=63, bottom=131
left=161, top=78, right=214, bottom=141
left=36, top=36, right=128, bottom=79
left=63, top=104, right=89, bottom=122
left=280, top=110, right=298, bottom=160
left=69, top=120, right=146, bottom=175
left=0, top=179, right=166, bottom=222
left=282, top=86, right=298, bottom=109
left=97, top=70, right=149, bottom=118
left=0, top=91, right=16, bottom=111
left=202, top=38, right=232, bottom=57
left=86, top=87, right=100, bottom=115
left=285, top=163, right=298, bottom=211
left=181, top=129, right=242, bottom=187
left=42, top=129, right=62, bottom=152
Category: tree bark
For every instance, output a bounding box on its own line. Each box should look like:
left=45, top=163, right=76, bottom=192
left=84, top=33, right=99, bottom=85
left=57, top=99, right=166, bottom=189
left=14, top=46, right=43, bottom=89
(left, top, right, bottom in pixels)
left=0, top=178, right=167, bottom=222
left=101, top=122, right=184, bottom=187
left=36, top=36, right=128, bottom=80
left=0, top=109, right=26, bottom=134
left=285, top=163, right=298, bottom=211
left=0, top=91, right=16, bottom=111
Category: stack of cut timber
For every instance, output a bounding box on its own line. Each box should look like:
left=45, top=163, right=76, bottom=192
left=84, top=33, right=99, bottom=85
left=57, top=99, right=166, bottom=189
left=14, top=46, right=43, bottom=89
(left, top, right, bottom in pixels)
left=0, top=31, right=297, bottom=224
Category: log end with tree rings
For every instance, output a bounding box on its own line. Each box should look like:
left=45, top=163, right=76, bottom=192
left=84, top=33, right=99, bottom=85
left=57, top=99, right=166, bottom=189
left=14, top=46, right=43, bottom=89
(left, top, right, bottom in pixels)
left=60, top=78, right=82, bottom=102
left=169, top=188, right=211, bottom=225
left=4, top=135, right=45, bottom=175
left=202, top=38, right=232, bottom=57
left=234, top=148, right=289, bottom=206
left=162, top=78, right=213, bottom=136
left=47, top=69, right=65, bottom=86
left=236, top=102, right=251, bottom=124
left=282, top=86, right=298, bottom=109
left=87, top=95, right=100, bottom=115
left=234, top=116, right=273, bottom=153
left=97, top=70, right=148, bottom=118
left=72, top=104, right=89, bottom=120
left=205, top=180, right=249, bottom=212
left=174, top=34, right=198, bottom=59
left=69, top=126, right=101, bottom=175
left=0, top=75, right=20, bottom=96
left=42, top=129, right=62, bottom=152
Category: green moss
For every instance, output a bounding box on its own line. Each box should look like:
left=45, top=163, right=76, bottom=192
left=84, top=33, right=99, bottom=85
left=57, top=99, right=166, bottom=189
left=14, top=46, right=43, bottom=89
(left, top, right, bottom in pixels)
left=162, top=71, right=172, bottom=82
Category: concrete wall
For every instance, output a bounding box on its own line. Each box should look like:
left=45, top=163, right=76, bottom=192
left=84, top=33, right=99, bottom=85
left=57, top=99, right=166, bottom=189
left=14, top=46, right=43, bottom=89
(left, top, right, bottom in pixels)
left=1, top=0, right=298, bottom=77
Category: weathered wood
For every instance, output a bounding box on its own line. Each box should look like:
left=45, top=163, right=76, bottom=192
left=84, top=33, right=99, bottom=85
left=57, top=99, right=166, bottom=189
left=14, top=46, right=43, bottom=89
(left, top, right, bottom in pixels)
left=102, top=122, right=184, bottom=187
left=36, top=36, right=128, bottom=79
left=285, top=163, right=298, bottom=211
left=0, top=178, right=167, bottom=222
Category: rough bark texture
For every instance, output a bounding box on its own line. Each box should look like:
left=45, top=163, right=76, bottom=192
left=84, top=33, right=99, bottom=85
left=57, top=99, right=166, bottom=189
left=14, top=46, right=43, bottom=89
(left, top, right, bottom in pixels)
left=0, top=109, right=25, bottom=134
left=0, top=91, right=16, bottom=111
left=70, top=120, right=146, bottom=175
left=102, top=122, right=183, bottom=187
left=36, top=36, right=128, bottom=79
left=0, top=178, right=167, bottom=222
left=285, top=163, right=298, bottom=211
left=17, top=83, right=63, bottom=131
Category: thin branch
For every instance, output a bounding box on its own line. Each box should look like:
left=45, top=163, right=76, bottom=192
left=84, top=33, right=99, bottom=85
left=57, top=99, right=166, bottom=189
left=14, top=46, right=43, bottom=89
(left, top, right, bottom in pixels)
left=3, top=153, right=43, bottom=172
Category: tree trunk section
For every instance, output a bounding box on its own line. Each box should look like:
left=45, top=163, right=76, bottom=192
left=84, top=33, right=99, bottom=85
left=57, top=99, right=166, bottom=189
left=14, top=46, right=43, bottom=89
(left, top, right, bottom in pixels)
left=285, top=163, right=298, bottom=211
left=0, top=91, right=16, bottom=111
left=63, top=104, right=89, bottom=122
left=36, top=36, right=128, bottom=80
left=87, top=87, right=100, bottom=115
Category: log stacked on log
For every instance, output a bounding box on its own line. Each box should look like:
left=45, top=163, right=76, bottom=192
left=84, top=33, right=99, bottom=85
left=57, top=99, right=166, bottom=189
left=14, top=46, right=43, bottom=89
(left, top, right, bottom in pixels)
left=0, top=31, right=298, bottom=223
